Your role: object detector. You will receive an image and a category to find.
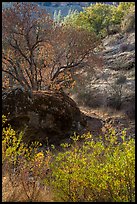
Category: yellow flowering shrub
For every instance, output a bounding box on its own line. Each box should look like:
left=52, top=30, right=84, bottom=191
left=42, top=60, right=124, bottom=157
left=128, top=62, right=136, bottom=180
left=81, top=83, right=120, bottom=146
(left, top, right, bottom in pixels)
left=2, top=115, right=135, bottom=202
left=46, top=129, right=135, bottom=202
left=2, top=115, right=51, bottom=202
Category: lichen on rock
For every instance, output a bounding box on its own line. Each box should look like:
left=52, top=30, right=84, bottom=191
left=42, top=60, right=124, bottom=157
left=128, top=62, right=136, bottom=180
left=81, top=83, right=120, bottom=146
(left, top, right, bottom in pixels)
left=2, top=88, right=83, bottom=145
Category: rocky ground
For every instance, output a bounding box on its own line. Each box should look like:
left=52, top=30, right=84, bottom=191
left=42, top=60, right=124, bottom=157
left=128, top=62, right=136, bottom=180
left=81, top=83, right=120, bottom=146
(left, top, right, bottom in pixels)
left=70, top=30, right=135, bottom=140
left=75, top=31, right=135, bottom=100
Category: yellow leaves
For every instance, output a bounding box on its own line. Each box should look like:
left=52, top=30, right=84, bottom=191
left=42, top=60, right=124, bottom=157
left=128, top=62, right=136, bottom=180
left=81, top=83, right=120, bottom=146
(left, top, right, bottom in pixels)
left=49, top=129, right=135, bottom=202
left=2, top=114, right=135, bottom=202
left=60, top=143, right=70, bottom=148
left=35, top=152, right=44, bottom=160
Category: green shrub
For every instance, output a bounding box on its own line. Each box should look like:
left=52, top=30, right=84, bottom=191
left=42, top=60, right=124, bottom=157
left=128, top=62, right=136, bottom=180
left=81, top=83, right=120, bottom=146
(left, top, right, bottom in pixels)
left=2, top=115, right=135, bottom=202
left=46, top=130, right=135, bottom=202
left=62, top=2, right=135, bottom=38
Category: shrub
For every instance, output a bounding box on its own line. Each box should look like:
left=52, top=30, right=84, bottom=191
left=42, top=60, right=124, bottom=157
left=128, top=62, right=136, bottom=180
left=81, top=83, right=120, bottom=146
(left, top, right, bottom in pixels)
left=121, top=9, right=135, bottom=33
left=2, top=115, right=52, bottom=202
left=120, top=43, right=129, bottom=52
left=107, top=96, right=121, bottom=110
left=2, top=115, right=135, bottom=202
left=122, top=95, right=135, bottom=120
left=105, top=75, right=126, bottom=110
left=76, top=88, right=105, bottom=108
left=45, top=129, right=135, bottom=202
left=116, top=75, right=127, bottom=85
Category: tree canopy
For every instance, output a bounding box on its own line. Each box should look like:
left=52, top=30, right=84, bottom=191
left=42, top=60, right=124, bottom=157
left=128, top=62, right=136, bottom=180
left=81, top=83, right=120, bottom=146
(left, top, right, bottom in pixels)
left=2, top=2, right=100, bottom=92
left=62, top=2, right=135, bottom=37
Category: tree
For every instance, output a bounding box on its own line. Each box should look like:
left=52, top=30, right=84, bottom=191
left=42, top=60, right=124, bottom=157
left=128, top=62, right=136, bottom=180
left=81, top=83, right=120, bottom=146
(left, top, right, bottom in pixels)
left=2, top=2, right=53, bottom=91
left=2, top=2, right=100, bottom=92
left=110, top=2, right=135, bottom=27
left=63, top=3, right=114, bottom=37
left=62, top=2, right=135, bottom=38
left=83, top=3, right=113, bottom=36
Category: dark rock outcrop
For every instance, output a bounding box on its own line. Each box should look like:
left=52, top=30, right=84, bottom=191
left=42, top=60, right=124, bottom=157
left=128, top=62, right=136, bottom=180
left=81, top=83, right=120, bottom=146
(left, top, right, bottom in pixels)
left=2, top=88, right=83, bottom=145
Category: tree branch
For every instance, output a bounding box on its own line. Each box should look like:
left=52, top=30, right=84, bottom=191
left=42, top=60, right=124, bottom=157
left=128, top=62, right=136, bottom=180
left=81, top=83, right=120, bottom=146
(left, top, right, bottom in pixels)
left=2, top=69, right=27, bottom=89
left=51, top=49, right=91, bottom=81
left=2, top=56, right=31, bottom=90
left=9, top=37, right=31, bottom=65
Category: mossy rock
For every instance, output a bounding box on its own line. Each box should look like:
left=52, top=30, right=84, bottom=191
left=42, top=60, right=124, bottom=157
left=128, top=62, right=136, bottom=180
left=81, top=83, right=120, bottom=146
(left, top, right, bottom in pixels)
left=2, top=88, right=82, bottom=145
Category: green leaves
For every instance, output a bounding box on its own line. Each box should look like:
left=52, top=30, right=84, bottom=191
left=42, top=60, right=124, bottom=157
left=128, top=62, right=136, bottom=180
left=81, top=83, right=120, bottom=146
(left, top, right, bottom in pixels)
left=47, top=129, right=135, bottom=202
left=62, top=2, right=135, bottom=38
left=2, top=115, right=135, bottom=202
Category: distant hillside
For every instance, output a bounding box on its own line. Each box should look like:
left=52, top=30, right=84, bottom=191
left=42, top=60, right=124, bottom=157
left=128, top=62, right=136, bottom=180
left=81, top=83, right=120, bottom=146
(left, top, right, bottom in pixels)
left=2, top=2, right=119, bottom=17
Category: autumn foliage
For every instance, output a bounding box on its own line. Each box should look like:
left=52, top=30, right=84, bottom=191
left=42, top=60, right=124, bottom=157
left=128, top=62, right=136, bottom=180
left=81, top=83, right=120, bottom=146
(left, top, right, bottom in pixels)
left=2, top=2, right=100, bottom=92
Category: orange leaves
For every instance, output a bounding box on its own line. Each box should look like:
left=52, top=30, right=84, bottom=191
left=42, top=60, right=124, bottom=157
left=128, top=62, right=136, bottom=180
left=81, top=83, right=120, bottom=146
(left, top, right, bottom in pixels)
left=2, top=2, right=101, bottom=91
left=49, top=70, right=75, bottom=91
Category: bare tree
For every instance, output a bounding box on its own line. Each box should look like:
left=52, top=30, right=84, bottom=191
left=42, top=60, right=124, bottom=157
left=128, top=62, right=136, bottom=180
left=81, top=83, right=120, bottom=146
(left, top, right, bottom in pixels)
left=2, top=2, right=100, bottom=92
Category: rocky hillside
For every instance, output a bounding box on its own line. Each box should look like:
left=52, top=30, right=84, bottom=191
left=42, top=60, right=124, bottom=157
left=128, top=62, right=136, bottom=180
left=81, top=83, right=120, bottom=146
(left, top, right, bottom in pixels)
left=92, top=31, right=135, bottom=106
left=70, top=29, right=135, bottom=139
left=71, top=30, right=135, bottom=109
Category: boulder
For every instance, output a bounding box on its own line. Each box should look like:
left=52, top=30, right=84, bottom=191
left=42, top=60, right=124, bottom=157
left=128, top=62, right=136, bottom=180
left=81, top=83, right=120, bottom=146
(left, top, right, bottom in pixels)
left=2, top=88, right=82, bottom=145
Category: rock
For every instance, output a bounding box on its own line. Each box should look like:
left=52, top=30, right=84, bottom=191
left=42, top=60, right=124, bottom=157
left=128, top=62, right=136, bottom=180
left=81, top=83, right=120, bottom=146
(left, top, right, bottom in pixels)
left=85, top=115, right=104, bottom=136
left=2, top=87, right=32, bottom=116
left=103, top=31, right=135, bottom=71
left=2, top=88, right=82, bottom=145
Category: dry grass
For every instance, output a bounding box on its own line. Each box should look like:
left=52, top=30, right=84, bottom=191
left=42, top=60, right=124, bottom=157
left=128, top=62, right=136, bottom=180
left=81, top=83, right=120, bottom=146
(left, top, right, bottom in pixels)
left=2, top=172, right=54, bottom=202
left=80, top=106, right=126, bottom=121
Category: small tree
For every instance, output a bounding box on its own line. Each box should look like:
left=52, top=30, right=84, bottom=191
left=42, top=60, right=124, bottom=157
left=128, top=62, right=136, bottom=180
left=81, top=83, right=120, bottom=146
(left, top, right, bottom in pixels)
left=53, top=10, right=62, bottom=26
left=62, top=2, right=135, bottom=37
left=2, top=2, right=53, bottom=91
left=2, top=2, right=100, bottom=92
left=110, top=2, right=135, bottom=28
left=62, top=3, right=114, bottom=37
left=102, top=73, right=127, bottom=110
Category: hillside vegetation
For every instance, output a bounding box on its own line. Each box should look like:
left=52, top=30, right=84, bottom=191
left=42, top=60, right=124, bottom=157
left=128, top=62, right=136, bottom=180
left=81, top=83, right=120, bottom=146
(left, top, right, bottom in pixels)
left=2, top=2, right=135, bottom=202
